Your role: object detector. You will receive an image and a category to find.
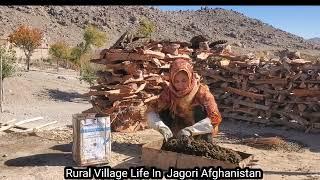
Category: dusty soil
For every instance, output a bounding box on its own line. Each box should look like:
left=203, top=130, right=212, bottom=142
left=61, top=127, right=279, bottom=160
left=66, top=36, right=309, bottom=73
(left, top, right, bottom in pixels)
left=1, top=65, right=91, bottom=130
left=162, top=137, right=242, bottom=164
left=0, top=66, right=320, bottom=180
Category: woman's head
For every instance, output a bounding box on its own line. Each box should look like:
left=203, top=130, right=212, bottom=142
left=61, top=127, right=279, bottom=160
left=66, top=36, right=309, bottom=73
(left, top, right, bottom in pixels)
left=173, top=70, right=189, bottom=91
left=169, top=58, right=196, bottom=97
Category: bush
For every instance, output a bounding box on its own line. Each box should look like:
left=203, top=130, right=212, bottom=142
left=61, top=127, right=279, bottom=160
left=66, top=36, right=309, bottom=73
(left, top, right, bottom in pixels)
left=79, top=63, right=97, bottom=86
left=136, top=18, right=156, bottom=38
left=0, top=47, right=16, bottom=80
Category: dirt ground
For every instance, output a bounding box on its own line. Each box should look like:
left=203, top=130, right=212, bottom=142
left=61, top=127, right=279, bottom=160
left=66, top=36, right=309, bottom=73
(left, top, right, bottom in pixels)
left=0, top=67, right=320, bottom=180
left=1, top=65, right=92, bottom=130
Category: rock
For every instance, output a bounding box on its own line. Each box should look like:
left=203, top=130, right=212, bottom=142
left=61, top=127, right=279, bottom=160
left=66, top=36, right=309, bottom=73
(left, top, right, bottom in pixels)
left=199, top=41, right=210, bottom=51
left=226, top=32, right=237, bottom=38
left=2, top=154, right=7, bottom=157
left=57, top=76, right=67, bottom=80
left=190, top=35, right=208, bottom=49
left=233, top=41, right=242, bottom=47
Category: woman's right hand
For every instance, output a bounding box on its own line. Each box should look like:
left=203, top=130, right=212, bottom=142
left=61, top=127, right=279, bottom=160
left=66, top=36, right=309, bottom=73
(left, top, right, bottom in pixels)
left=146, top=111, right=173, bottom=142
left=158, top=127, right=173, bottom=142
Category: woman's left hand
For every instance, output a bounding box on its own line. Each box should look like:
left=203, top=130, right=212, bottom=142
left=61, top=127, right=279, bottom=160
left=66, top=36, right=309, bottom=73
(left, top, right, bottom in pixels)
left=177, top=129, right=192, bottom=138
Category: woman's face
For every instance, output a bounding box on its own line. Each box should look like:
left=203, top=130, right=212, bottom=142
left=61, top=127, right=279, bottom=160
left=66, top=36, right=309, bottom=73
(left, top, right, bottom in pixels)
left=173, top=71, right=189, bottom=91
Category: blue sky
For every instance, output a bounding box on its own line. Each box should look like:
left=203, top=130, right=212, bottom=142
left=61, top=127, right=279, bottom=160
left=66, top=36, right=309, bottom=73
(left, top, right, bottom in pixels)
left=156, top=6, right=320, bottom=39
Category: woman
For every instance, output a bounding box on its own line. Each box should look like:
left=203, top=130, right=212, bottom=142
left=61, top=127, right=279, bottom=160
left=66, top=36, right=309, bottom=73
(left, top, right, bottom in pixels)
left=146, top=58, right=222, bottom=142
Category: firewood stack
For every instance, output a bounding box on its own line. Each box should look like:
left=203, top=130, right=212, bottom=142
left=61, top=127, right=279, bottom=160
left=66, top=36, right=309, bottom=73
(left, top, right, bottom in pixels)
left=83, top=35, right=320, bottom=134
left=193, top=47, right=320, bottom=133
left=83, top=40, right=193, bottom=132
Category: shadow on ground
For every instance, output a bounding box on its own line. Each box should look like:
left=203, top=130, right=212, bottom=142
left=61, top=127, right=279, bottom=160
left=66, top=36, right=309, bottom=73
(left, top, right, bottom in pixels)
left=36, top=88, right=88, bottom=103
left=4, top=153, right=75, bottom=167
left=50, top=143, right=72, bottom=153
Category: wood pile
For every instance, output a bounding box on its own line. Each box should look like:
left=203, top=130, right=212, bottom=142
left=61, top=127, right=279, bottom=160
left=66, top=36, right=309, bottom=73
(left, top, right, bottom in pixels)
left=194, top=48, right=320, bottom=133
left=83, top=36, right=320, bottom=133
left=83, top=40, right=193, bottom=132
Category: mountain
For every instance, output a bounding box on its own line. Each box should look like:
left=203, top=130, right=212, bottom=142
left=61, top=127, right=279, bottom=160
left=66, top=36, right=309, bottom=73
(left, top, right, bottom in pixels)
left=308, top=37, right=320, bottom=45
left=0, top=6, right=317, bottom=52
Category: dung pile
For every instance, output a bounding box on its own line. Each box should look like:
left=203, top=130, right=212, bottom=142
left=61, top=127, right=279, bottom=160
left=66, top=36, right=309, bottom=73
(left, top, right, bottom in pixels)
left=162, top=137, right=242, bottom=164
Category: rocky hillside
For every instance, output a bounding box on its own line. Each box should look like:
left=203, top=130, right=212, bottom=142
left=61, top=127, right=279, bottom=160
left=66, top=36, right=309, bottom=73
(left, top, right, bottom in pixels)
left=308, top=37, right=320, bottom=45
left=0, top=6, right=318, bottom=52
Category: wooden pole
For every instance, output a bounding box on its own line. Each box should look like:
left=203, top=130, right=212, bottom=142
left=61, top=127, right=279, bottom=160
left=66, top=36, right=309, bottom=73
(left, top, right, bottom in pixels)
left=0, top=54, right=3, bottom=113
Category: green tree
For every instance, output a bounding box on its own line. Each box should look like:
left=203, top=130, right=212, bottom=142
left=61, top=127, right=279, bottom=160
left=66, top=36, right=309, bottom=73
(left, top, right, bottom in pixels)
left=49, top=41, right=69, bottom=71
left=67, top=26, right=106, bottom=68
left=0, top=46, right=16, bottom=80
left=0, top=46, right=16, bottom=112
left=83, top=25, right=107, bottom=53
left=66, top=25, right=107, bottom=83
left=136, top=18, right=156, bottom=38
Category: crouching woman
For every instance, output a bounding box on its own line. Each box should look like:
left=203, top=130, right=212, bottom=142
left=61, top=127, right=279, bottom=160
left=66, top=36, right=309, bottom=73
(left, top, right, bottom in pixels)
left=146, top=58, right=222, bottom=142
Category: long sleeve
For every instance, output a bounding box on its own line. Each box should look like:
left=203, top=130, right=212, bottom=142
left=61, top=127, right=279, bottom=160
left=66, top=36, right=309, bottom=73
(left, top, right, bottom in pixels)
left=195, top=84, right=222, bottom=134
left=145, top=87, right=173, bottom=141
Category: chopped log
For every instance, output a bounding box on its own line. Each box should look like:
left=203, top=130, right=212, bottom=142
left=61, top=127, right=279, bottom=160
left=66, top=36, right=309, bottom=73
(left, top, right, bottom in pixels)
left=196, top=52, right=212, bottom=60
left=274, top=111, right=310, bottom=125
left=100, top=52, right=157, bottom=63
left=291, top=89, right=320, bottom=97
left=302, top=64, right=320, bottom=70
left=292, top=71, right=303, bottom=81
left=255, top=85, right=290, bottom=95
left=223, top=86, right=265, bottom=100
left=150, top=58, right=162, bottom=67
left=220, top=59, right=230, bottom=66
left=302, top=112, right=320, bottom=120
left=232, top=108, right=258, bottom=116
left=134, top=83, right=147, bottom=93
left=144, top=95, right=159, bottom=103
left=236, top=100, right=270, bottom=111
left=223, top=113, right=269, bottom=124
left=289, top=59, right=311, bottom=64
left=178, top=47, right=193, bottom=55
left=293, top=80, right=320, bottom=84
left=162, top=43, right=180, bottom=55
left=140, top=49, right=165, bottom=59
left=221, top=66, right=253, bottom=76
left=165, top=53, right=191, bottom=60
left=207, top=75, right=235, bottom=83
left=250, top=79, right=287, bottom=85
left=123, top=76, right=144, bottom=84
left=297, top=104, right=307, bottom=112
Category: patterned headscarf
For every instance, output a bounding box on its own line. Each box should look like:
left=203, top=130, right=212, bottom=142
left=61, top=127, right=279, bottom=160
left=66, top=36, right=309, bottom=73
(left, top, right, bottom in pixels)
left=168, top=58, right=197, bottom=98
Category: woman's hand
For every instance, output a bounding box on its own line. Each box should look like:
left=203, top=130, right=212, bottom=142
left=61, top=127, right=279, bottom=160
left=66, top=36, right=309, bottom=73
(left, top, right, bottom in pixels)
left=177, top=128, right=192, bottom=138
left=159, top=127, right=173, bottom=142
left=146, top=111, right=173, bottom=142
